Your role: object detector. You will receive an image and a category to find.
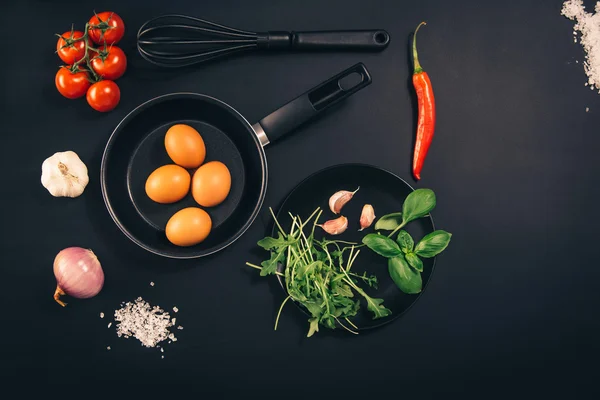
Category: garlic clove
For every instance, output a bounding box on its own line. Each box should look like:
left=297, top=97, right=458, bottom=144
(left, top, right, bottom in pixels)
left=358, top=204, right=376, bottom=231
left=41, top=151, right=89, bottom=198
left=318, top=216, right=348, bottom=235
left=328, top=187, right=360, bottom=214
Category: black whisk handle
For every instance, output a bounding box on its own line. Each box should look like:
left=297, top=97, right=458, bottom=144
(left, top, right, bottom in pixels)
left=257, top=30, right=390, bottom=51
left=257, top=32, right=292, bottom=49
left=293, top=30, right=390, bottom=50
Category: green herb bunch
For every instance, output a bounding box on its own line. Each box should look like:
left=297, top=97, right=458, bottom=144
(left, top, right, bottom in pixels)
left=362, top=189, right=452, bottom=294
left=247, top=208, right=391, bottom=337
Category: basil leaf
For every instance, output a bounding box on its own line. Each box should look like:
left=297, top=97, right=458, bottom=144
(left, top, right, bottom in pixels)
left=404, top=252, right=423, bottom=272
left=260, top=250, right=284, bottom=276
left=414, top=230, right=452, bottom=258
left=396, top=230, right=414, bottom=253
left=402, top=188, right=436, bottom=225
left=362, top=234, right=402, bottom=258
left=388, top=255, right=422, bottom=294
left=374, top=212, right=403, bottom=231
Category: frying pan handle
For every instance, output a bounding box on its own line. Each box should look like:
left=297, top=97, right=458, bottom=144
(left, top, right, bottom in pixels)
left=253, top=63, right=372, bottom=146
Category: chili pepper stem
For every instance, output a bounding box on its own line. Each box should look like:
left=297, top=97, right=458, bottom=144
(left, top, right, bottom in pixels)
left=412, top=21, right=426, bottom=74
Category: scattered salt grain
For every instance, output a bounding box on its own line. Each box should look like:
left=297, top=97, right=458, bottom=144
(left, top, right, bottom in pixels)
left=586, top=107, right=590, bottom=112
left=107, top=346, right=111, bottom=350
left=107, top=322, right=112, bottom=328
left=162, top=355, right=164, bottom=359
left=173, top=306, right=178, bottom=313
left=113, top=297, right=178, bottom=348
left=562, top=0, right=600, bottom=93
left=100, top=312, right=104, bottom=318
left=160, top=347, right=164, bottom=353
left=177, top=326, right=183, bottom=330
left=150, top=282, right=155, bottom=287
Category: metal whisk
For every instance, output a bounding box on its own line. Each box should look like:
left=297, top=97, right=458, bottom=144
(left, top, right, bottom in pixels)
left=137, top=14, right=390, bottom=68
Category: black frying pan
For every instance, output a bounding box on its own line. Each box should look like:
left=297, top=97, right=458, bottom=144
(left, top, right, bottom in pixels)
left=101, top=63, right=372, bottom=258
left=273, top=164, right=436, bottom=330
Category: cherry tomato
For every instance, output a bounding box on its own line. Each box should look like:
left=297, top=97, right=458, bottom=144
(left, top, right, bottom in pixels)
left=56, top=31, right=88, bottom=64
left=88, top=12, right=125, bottom=45
left=55, top=67, right=90, bottom=99
left=86, top=80, right=120, bottom=112
left=91, top=46, right=127, bottom=80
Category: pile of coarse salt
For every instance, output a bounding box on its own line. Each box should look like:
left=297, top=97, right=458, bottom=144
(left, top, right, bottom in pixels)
left=562, top=0, right=600, bottom=93
left=113, top=297, right=179, bottom=348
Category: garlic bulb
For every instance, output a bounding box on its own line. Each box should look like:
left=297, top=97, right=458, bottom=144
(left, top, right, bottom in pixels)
left=41, top=151, right=89, bottom=198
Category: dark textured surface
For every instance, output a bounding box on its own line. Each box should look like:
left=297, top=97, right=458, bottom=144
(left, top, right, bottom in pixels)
left=1, top=0, right=599, bottom=396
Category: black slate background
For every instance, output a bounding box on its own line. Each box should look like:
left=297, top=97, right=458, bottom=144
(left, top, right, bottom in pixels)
left=1, top=0, right=599, bottom=396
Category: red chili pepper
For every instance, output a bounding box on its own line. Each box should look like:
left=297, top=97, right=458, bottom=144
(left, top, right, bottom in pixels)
left=411, top=22, right=436, bottom=181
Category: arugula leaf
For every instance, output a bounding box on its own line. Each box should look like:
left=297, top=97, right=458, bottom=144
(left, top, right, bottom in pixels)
left=396, top=230, right=414, bottom=253
left=323, top=316, right=337, bottom=329
left=260, top=250, right=284, bottom=276
left=248, top=207, right=392, bottom=336
left=332, top=297, right=358, bottom=317
left=307, top=318, right=319, bottom=337
left=402, top=188, right=436, bottom=225
left=364, top=296, right=392, bottom=319
left=304, top=302, right=322, bottom=318
left=362, top=234, right=402, bottom=258
left=414, top=230, right=452, bottom=258
left=257, top=232, right=291, bottom=251
left=405, top=252, right=423, bottom=272
left=388, top=255, right=422, bottom=294
left=374, top=212, right=403, bottom=230
left=296, top=261, right=320, bottom=279
left=332, top=281, right=354, bottom=298
left=313, top=249, right=327, bottom=262
left=288, top=286, right=308, bottom=302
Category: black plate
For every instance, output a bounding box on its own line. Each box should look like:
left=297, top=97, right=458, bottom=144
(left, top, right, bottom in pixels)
left=274, top=164, right=436, bottom=330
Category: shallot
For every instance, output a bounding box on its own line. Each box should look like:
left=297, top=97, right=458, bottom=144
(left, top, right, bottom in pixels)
left=53, top=247, right=104, bottom=307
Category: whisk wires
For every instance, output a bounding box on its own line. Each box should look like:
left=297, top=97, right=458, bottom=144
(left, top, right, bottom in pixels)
left=137, top=14, right=260, bottom=67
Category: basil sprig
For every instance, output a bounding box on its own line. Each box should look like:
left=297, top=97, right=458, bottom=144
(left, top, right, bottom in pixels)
left=362, top=188, right=452, bottom=294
